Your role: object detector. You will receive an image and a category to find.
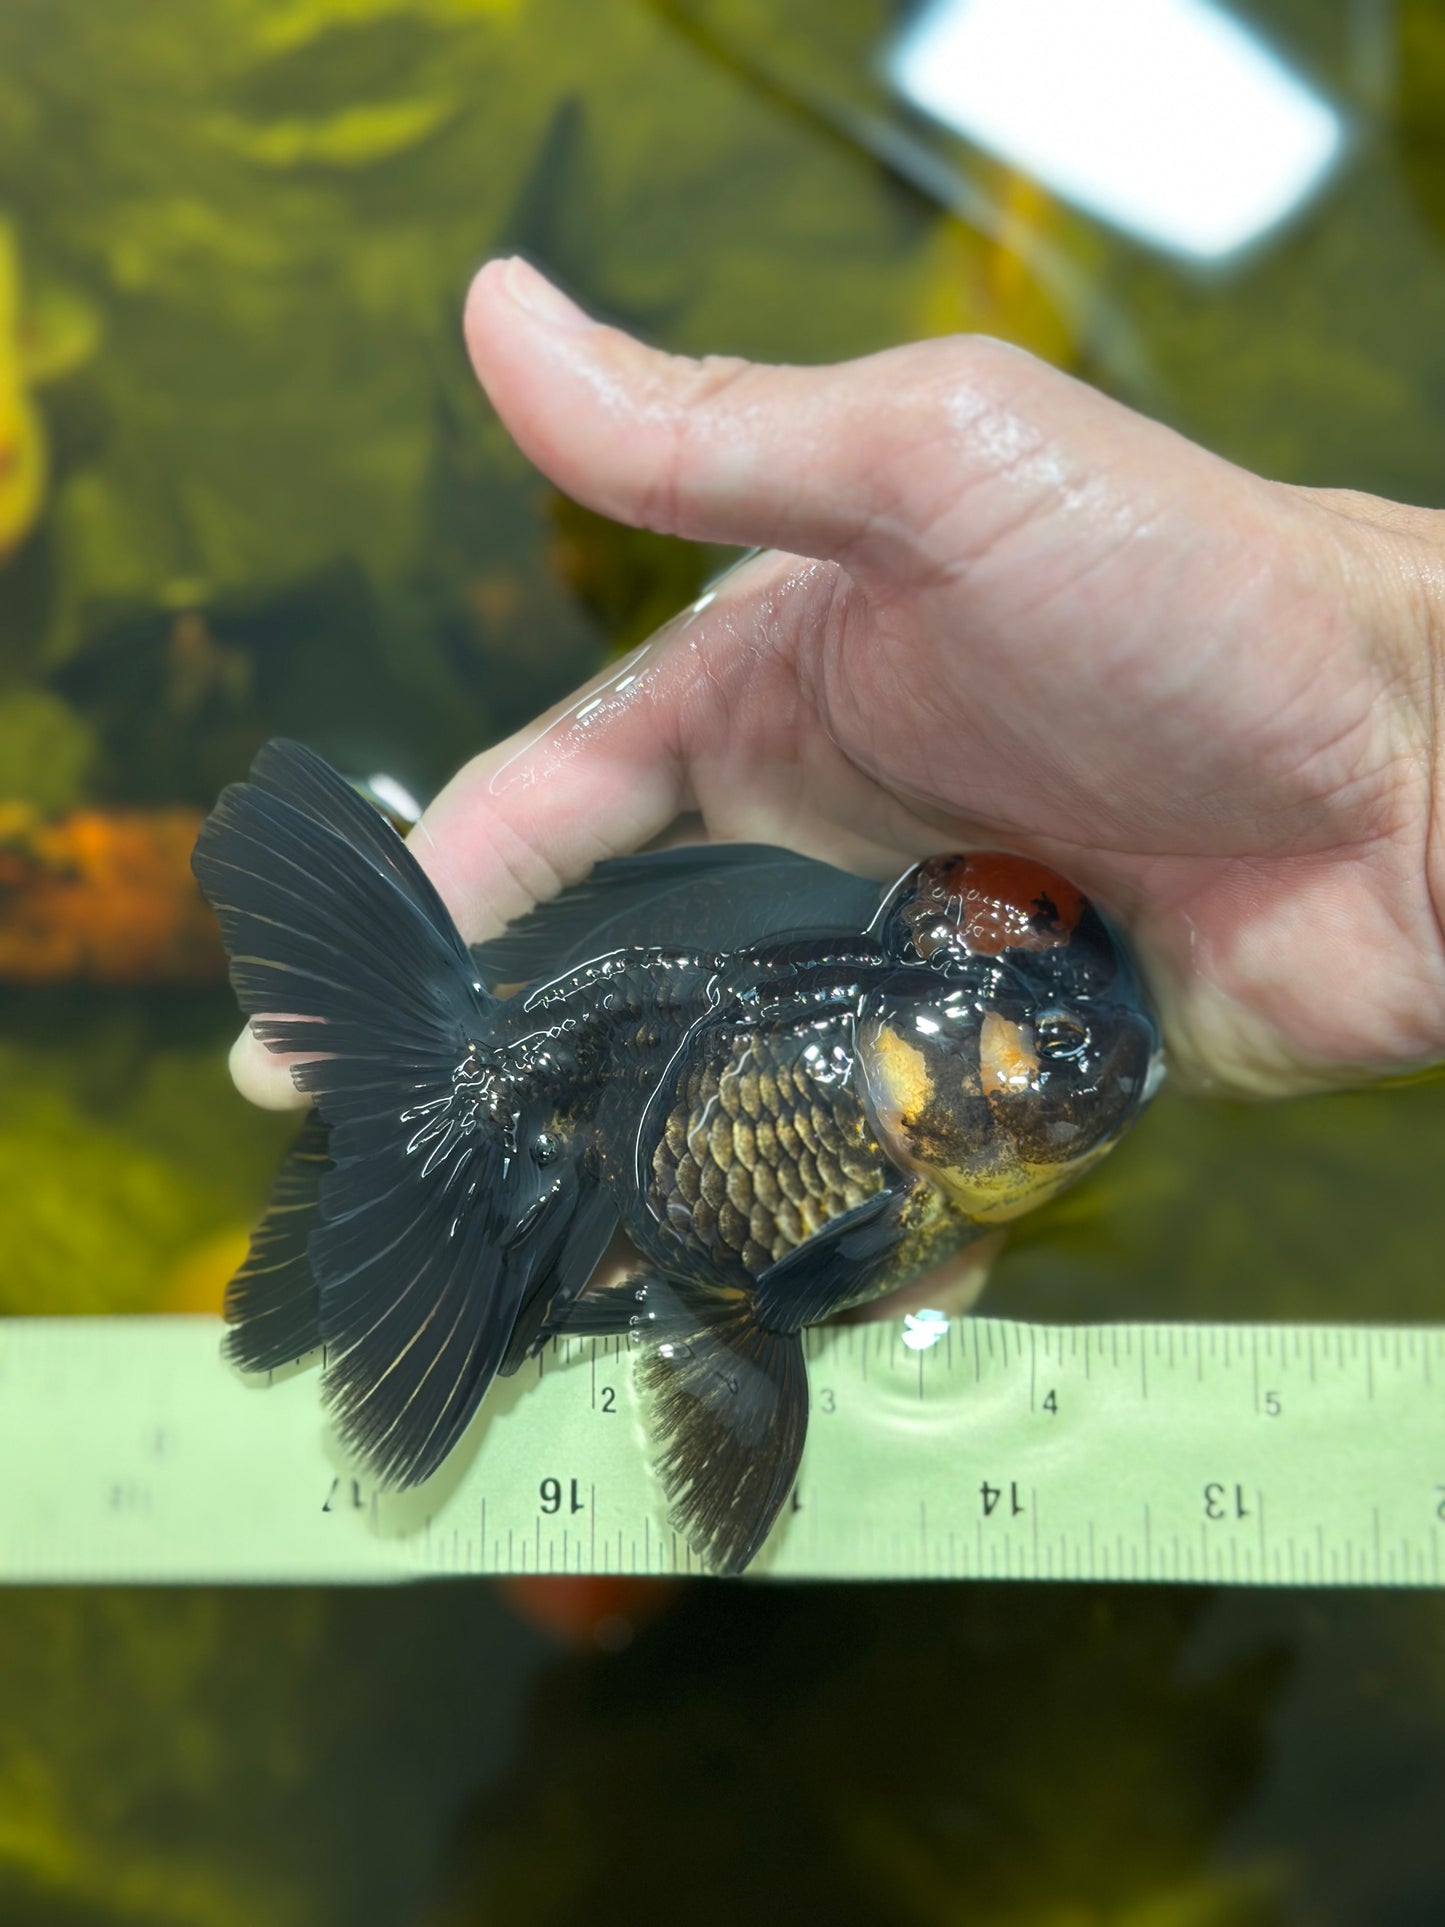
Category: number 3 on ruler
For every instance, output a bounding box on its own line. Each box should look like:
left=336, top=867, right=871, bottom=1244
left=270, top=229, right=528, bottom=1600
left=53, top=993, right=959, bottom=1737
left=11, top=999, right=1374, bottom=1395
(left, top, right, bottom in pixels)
left=1203, top=1482, right=1251, bottom=1521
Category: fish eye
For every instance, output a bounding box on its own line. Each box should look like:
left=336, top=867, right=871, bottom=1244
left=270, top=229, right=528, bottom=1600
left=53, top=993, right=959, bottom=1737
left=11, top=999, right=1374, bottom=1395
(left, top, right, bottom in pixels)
left=1035, top=1011, right=1091, bottom=1062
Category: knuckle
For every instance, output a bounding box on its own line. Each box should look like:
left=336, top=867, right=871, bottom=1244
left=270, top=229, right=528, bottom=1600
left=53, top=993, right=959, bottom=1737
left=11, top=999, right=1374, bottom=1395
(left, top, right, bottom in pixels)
left=909, top=332, right=1051, bottom=438
left=680, top=352, right=756, bottom=409
left=636, top=353, right=757, bottom=536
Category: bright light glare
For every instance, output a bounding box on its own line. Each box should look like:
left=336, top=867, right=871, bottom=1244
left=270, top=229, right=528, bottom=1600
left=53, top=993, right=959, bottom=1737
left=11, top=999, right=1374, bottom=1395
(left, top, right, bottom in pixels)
left=887, top=0, right=1342, bottom=260
left=902, top=1309, right=950, bottom=1352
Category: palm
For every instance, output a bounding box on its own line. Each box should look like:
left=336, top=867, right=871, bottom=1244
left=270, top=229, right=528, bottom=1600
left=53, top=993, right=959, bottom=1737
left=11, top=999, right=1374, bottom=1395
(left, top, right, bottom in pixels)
left=744, top=467, right=1436, bottom=1090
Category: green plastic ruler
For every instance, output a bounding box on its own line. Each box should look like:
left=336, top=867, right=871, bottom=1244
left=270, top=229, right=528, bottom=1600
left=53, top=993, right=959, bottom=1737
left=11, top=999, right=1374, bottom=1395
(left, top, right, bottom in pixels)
left=0, top=1314, right=1441, bottom=1585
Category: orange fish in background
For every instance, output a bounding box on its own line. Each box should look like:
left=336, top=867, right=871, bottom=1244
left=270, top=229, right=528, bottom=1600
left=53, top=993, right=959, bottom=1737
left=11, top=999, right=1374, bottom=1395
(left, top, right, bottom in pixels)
left=498, top=1575, right=681, bottom=1650
left=0, top=801, right=225, bottom=984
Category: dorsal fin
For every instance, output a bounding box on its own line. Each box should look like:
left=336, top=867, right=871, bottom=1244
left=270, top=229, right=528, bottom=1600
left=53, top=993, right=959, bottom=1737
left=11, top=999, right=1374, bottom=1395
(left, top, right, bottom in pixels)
left=472, top=843, right=883, bottom=987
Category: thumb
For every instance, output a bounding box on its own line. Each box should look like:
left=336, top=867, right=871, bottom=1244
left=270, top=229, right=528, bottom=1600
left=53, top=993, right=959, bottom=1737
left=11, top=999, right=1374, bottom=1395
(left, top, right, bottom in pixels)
left=464, top=256, right=1154, bottom=592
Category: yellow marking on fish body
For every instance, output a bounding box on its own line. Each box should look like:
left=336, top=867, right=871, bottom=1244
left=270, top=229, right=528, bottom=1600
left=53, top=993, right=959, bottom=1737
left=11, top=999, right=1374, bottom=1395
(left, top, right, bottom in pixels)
left=945, top=1140, right=1114, bottom=1224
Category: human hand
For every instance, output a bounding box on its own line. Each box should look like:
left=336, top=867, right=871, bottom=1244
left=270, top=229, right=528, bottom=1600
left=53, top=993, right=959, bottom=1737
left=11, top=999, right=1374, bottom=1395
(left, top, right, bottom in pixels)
left=233, top=255, right=1445, bottom=1112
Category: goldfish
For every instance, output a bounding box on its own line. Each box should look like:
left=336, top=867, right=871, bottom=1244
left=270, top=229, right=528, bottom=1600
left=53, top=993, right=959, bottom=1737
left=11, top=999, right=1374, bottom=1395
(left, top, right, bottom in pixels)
left=193, top=741, right=1161, bottom=1575
left=0, top=802, right=224, bottom=985
left=497, top=1575, right=679, bottom=1651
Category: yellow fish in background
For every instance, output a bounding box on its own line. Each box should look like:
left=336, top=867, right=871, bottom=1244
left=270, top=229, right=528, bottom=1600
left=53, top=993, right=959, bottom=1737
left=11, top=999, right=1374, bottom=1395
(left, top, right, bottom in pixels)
left=916, top=164, right=1086, bottom=371
left=0, top=221, right=100, bottom=562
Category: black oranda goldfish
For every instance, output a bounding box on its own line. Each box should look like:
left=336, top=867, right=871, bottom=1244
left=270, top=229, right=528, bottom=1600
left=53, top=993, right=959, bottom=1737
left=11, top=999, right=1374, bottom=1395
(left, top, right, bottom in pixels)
left=193, top=741, right=1162, bottom=1574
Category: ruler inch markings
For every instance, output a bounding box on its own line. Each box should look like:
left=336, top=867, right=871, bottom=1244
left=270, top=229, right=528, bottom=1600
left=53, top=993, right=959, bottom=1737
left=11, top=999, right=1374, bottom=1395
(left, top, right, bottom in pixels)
left=0, top=1313, right=1440, bottom=1587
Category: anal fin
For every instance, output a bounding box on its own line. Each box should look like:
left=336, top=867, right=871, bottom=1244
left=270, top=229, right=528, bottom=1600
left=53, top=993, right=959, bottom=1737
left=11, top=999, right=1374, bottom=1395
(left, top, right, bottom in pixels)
left=635, top=1279, right=807, bottom=1578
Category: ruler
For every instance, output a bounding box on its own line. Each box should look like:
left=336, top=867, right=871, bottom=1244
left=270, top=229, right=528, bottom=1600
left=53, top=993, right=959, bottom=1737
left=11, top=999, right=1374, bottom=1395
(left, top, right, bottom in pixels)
left=1, top=1314, right=1441, bottom=1585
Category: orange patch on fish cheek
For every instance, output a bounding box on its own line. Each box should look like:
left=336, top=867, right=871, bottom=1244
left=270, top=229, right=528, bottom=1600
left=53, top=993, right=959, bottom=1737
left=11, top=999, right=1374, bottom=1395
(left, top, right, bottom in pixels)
left=859, top=1023, right=935, bottom=1147
left=979, top=1013, right=1039, bottom=1097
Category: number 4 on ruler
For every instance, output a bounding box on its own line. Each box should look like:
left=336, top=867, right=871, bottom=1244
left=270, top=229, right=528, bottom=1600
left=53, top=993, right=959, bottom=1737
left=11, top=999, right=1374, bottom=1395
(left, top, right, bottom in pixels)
left=981, top=1480, right=1025, bottom=1518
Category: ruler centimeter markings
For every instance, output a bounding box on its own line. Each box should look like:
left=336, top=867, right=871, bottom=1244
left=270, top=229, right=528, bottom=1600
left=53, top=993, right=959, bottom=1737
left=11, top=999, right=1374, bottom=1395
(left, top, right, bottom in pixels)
left=0, top=1314, right=1441, bottom=1585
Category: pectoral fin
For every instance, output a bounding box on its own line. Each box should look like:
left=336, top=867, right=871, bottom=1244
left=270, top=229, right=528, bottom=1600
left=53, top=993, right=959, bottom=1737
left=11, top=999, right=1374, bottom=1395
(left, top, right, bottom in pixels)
left=751, top=1186, right=911, bottom=1333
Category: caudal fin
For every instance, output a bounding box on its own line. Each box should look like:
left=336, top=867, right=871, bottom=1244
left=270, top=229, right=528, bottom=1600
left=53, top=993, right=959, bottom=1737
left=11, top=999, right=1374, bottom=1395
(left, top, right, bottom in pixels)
left=194, top=739, right=607, bottom=1486
left=222, top=1110, right=329, bottom=1372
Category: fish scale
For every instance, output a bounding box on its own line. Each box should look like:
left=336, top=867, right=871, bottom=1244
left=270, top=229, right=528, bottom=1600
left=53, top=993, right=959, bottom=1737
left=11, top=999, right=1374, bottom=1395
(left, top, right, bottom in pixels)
left=650, top=1025, right=888, bottom=1276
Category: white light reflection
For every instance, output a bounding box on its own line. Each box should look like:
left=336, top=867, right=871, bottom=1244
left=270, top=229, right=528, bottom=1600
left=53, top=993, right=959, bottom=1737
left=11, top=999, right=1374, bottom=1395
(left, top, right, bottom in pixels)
left=365, top=773, right=423, bottom=823
left=902, top=1308, right=950, bottom=1352
left=887, top=0, right=1342, bottom=262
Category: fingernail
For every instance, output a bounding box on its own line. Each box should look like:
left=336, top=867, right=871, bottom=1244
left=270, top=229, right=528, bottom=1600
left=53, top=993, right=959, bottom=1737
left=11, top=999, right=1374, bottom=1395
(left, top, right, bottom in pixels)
left=502, top=256, right=590, bottom=330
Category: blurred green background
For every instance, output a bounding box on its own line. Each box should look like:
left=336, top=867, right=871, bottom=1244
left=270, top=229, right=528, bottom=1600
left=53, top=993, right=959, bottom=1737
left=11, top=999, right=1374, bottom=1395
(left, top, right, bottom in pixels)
left=1, top=0, right=1443, bottom=1920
